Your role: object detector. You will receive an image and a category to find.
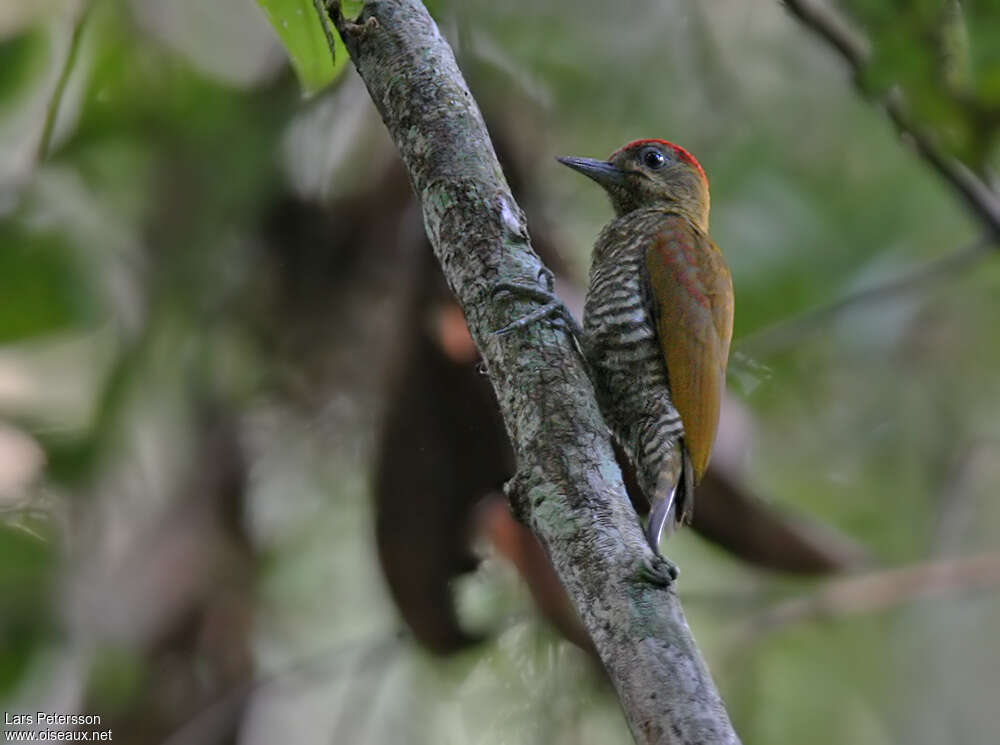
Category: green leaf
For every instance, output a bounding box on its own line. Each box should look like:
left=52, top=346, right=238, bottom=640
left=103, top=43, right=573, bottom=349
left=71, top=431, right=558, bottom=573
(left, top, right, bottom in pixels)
left=0, top=27, right=50, bottom=111
left=0, top=223, right=93, bottom=342
left=0, top=521, right=55, bottom=694
left=86, top=646, right=147, bottom=715
left=341, top=1, right=364, bottom=17
left=257, top=0, right=348, bottom=96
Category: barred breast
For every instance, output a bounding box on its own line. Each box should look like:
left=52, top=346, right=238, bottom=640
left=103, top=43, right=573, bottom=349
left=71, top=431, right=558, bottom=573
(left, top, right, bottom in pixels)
left=582, top=208, right=685, bottom=510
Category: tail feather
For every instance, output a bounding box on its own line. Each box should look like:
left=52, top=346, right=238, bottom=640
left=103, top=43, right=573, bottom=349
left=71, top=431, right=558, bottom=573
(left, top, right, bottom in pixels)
left=644, top=446, right=695, bottom=552
left=645, top=479, right=678, bottom=551
left=679, top=446, right=695, bottom=525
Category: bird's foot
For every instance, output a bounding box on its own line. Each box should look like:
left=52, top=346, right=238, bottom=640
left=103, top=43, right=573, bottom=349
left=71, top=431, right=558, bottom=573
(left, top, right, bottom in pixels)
left=638, top=553, right=679, bottom=587
left=492, top=267, right=582, bottom=337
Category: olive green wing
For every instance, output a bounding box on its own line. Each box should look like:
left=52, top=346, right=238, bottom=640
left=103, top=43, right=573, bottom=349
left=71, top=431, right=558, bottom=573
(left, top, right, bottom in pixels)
left=643, top=215, right=733, bottom=481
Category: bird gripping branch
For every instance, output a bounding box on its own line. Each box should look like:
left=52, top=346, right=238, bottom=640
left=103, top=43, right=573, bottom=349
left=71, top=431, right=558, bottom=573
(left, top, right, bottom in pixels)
left=560, top=139, right=733, bottom=557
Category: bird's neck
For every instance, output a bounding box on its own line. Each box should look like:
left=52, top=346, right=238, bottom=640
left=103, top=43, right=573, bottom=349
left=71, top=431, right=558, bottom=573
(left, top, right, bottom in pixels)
left=618, top=201, right=708, bottom=233
left=673, top=204, right=709, bottom=233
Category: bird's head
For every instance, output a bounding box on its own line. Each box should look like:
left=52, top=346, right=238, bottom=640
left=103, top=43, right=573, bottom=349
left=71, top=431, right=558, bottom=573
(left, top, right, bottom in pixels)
left=557, top=139, right=709, bottom=230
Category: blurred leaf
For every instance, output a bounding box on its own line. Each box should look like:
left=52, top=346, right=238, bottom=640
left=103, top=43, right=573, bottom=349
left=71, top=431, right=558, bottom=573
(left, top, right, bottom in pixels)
left=0, top=521, right=53, bottom=603
left=940, top=0, right=971, bottom=92
left=0, top=27, right=49, bottom=110
left=0, top=222, right=92, bottom=342
left=257, top=0, right=347, bottom=96
left=86, top=645, right=147, bottom=715
left=0, top=522, right=54, bottom=693
left=342, top=1, right=364, bottom=16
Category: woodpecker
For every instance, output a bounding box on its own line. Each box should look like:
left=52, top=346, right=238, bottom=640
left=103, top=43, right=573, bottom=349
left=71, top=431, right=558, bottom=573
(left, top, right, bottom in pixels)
left=558, top=139, right=733, bottom=552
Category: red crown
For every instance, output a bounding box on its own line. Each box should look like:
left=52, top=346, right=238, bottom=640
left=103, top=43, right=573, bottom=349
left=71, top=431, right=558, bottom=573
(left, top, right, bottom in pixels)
left=610, top=138, right=706, bottom=182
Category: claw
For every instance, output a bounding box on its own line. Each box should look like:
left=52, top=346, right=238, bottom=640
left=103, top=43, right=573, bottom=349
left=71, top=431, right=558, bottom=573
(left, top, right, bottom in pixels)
left=491, top=269, right=581, bottom=337
left=639, top=554, right=679, bottom=587
left=538, top=265, right=556, bottom=292
left=494, top=296, right=564, bottom=335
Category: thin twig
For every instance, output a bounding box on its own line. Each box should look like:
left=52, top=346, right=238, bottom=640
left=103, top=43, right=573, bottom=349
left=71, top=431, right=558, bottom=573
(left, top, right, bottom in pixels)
left=313, top=0, right=338, bottom=68
left=731, top=550, right=1000, bottom=645
left=37, top=1, right=92, bottom=163
left=739, top=234, right=994, bottom=355
left=782, top=0, right=1000, bottom=238
left=747, top=0, right=1000, bottom=357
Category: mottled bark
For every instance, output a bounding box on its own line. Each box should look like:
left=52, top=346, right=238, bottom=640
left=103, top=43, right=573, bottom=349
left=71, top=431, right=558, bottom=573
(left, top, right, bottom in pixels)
left=329, top=2, right=740, bottom=742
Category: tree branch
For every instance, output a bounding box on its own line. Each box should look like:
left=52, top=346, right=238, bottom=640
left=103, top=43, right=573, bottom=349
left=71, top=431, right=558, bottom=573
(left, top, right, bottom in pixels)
left=739, top=234, right=994, bottom=356
left=731, top=550, right=1000, bottom=645
left=327, top=1, right=739, bottom=742
left=737, top=0, right=1000, bottom=358
left=782, top=0, right=1000, bottom=239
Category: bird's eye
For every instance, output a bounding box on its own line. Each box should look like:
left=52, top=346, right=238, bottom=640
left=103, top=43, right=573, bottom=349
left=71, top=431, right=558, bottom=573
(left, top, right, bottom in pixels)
left=642, top=149, right=666, bottom=169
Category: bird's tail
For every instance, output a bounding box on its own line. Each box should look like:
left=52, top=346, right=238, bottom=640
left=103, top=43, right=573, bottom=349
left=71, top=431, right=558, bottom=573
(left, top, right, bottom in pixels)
left=645, top=447, right=695, bottom=552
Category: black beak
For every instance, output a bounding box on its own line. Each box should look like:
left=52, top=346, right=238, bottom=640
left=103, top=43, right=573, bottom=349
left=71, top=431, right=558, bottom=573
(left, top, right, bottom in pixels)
left=556, top=156, right=626, bottom=188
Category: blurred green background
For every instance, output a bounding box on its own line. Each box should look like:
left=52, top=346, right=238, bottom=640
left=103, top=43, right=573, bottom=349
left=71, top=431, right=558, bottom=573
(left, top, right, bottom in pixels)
left=2, top=0, right=999, bottom=743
